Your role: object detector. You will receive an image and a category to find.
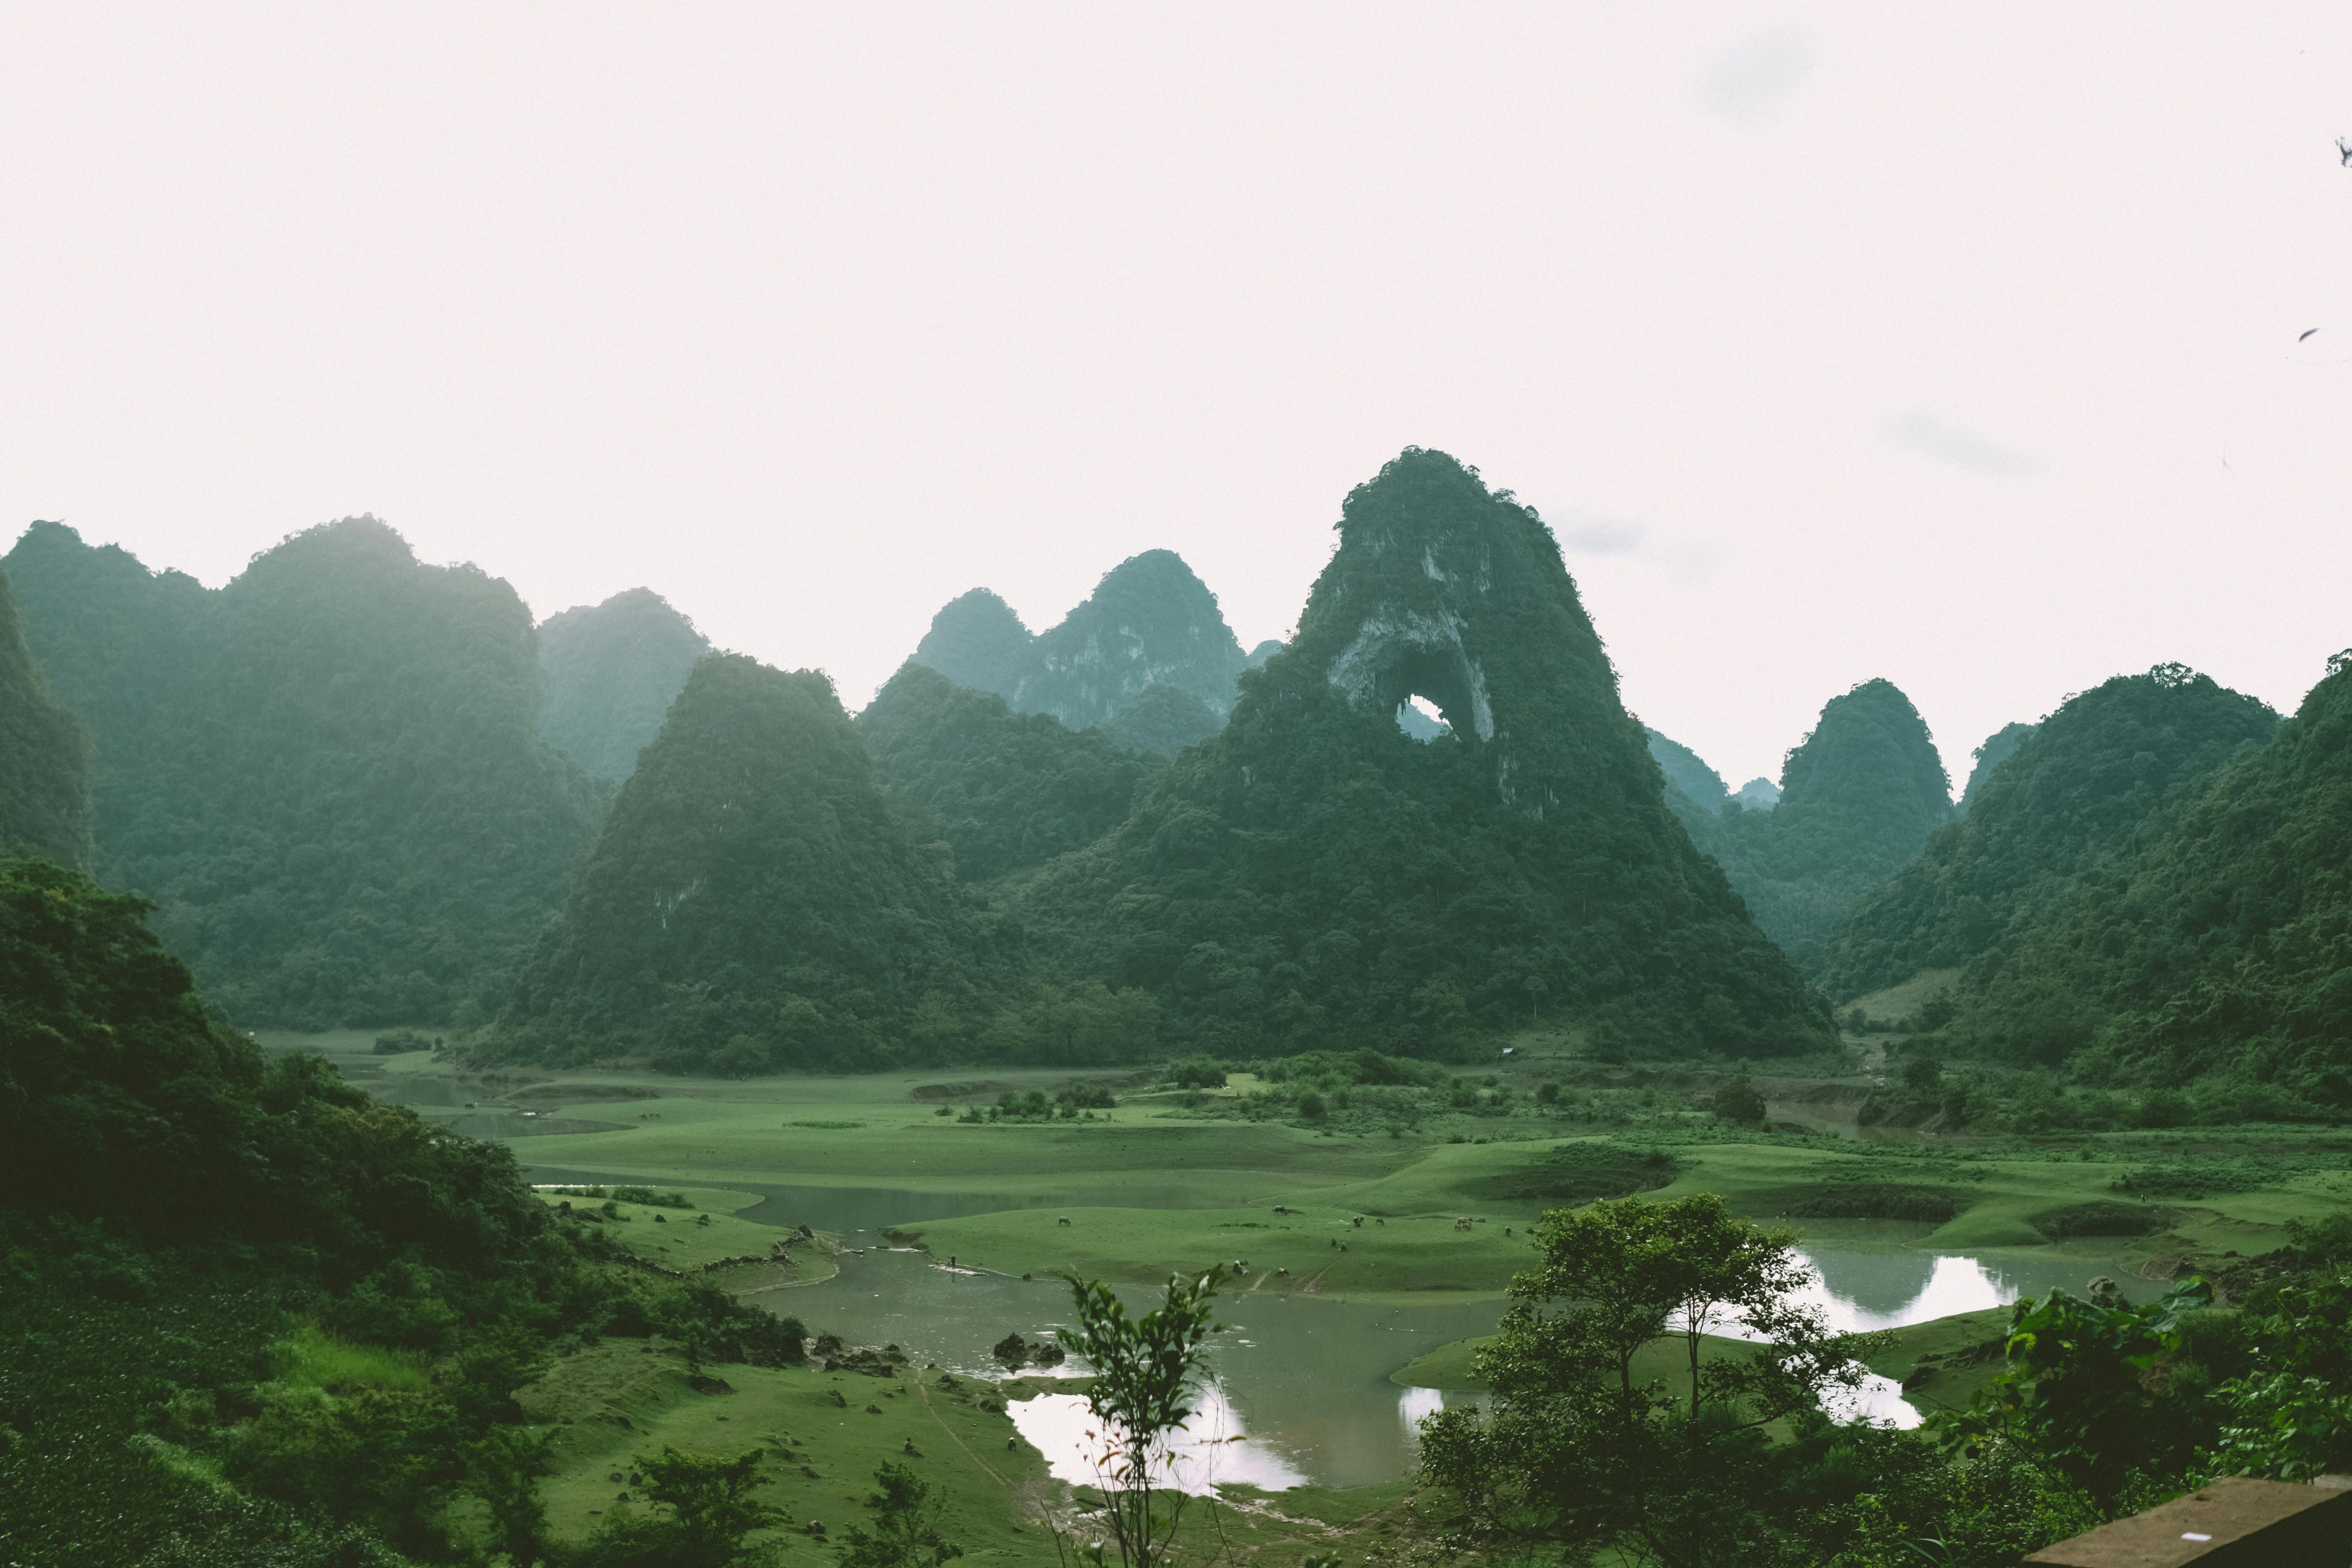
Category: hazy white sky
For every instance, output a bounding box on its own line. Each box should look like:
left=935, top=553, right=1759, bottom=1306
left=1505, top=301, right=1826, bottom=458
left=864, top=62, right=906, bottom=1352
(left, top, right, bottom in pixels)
left=7, top=5, right=2352, bottom=790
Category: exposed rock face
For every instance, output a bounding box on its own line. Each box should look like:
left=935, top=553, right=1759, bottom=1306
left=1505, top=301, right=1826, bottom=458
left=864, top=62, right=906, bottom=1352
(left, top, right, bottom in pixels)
left=538, top=588, right=711, bottom=779
left=913, top=589, right=1033, bottom=701
left=1959, top=721, right=2037, bottom=812
left=911, top=554, right=1248, bottom=729
left=1022, top=449, right=1828, bottom=1056
left=1011, top=551, right=1246, bottom=729
left=0, top=565, right=92, bottom=866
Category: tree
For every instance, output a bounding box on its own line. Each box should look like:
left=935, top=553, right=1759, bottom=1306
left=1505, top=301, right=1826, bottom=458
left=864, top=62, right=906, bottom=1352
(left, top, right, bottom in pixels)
left=471, top=1426, right=556, bottom=1567
left=584, top=1446, right=785, bottom=1568
left=1710, top=1077, right=1767, bottom=1126
left=836, top=1462, right=964, bottom=1568
left=1418, top=1194, right=1880, bottom=1566
left=1054, top=1269, right=1226, bottom=1568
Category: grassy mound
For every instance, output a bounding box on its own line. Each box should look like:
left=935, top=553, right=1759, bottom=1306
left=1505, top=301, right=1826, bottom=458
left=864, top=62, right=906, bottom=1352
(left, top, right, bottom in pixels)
left=2030, top=1200, right=2175, bottom=1240
left=1469, top=1144, right=1681, bottom=1204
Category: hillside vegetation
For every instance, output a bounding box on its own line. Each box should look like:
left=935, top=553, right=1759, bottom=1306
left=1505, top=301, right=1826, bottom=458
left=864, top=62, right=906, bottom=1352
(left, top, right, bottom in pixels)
left=498, top=654, right=1008, bottom=1070
left=0, top=565, right=91, bottom=865
left=858, top=659, right=1158, bottom=880
left=1929, top=651, right=2352, bottom=1099
left=1017, top=448, right=1828, bottom=1057
left=3, top=518, right=603, bottom=1027
left=537, top=587, right=711, bottom=779
left=1689, top=678, right=1954, bottom=963
left=912, top=551, right=1250, bottom=729
left=1822, top=665, right=2278, bottom=1000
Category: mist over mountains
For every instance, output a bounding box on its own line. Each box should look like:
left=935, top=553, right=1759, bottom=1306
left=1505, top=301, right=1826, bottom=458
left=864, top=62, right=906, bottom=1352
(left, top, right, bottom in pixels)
left=4, top=518, right=603, bottom=1027
left=6, top=450, right=2350, bottom=1110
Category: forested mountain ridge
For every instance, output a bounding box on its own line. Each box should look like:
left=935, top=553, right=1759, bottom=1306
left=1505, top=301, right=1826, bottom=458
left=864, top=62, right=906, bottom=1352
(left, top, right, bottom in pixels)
left=497, top=654, right=1006, bottom=1071
left=1822, top=665, right=2278, bottom=1001
left=1099, top=681, right=1224, bottom=756
left=0, top=565, right=92, bottom=866
left=858, top=659, right=1159, bottom=880
left=912, top=551, right=1251, bottom=730
left=1011, top=549, right=1247, bottom=727
left=537, top=586, right=711, bottom=779
left=1928, top=651, right=2352, bottom=1092
left=1018, top=448, right=1830, bottom=1057
left=1687, top=678, right=1953, bottom=963
left=913, top=587, right=1034, bottom=700
left=3, top=518, right=603, bottom=1027
left=1960, top=720, right=2037, bottom=811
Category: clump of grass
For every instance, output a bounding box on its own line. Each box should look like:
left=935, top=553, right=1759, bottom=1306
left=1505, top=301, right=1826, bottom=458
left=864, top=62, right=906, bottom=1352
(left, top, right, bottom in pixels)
left=2029, top=1200, right=2174, bottom=1240
left=275, top=1324, right=432, bottom=1392
left=1780, top=1184, right=1962, bottom=1223
left=1470, top=1144, right=1681, bottom=1204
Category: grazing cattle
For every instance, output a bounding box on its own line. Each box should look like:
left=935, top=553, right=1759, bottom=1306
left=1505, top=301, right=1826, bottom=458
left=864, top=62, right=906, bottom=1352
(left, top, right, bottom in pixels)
left=1277, top=1268, right=1290, bottom=1277
left=1057, top=1216, right=1072, bottom=1227
left=1455, top=1216, right=1475, bottom=1231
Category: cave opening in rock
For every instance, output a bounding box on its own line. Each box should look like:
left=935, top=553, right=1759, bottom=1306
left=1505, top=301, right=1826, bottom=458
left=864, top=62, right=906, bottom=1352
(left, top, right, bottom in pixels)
left=1395, top=694, right=1452, bottom=743
left=1377, top=646, right=1475, bottom=745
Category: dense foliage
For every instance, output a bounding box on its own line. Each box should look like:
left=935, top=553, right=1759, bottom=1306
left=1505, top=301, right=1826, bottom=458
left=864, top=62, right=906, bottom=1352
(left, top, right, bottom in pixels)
left=1646, top=726, right=1728, bottom=814
left=1821, top=666, right=2278, bottom=1000
left=1098, top=681, right=1224, bottom=757
left=857, top=661, right=1157, bottom=880
left=1017, top=449, right=1829, bottom=1057
left=537, top=588, right=711, bottom=780
left=1928, top=651, right=2352, bottom=1094
left=1687, top=679, right=1954, bottom=963
left=0, top=565, right=92, bottom=866
left=1419, top=1194, right=1880, bottom=1566
left=910, top=587, right=1034, bottom=700
left=0, top=853, right=803, bottom=1564
left=3, top=519, right=604, bottom=1027
left=496, top=654, right=1008, bottom=1070
left=1960, top=720, right=2037, bottom=812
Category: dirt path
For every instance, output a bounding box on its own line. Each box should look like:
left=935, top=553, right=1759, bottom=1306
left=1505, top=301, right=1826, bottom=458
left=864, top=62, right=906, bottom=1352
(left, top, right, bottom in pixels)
left=915, top=1378, right=1014, bottom=1489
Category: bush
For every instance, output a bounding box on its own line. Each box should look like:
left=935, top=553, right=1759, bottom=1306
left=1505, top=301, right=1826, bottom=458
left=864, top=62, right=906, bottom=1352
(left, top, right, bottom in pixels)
left=1711, top=1077, right=1768, bottom=1126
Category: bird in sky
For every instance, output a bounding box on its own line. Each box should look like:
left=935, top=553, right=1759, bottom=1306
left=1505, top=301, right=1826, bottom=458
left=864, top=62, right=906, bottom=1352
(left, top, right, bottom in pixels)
left=2300, top=328, right=2320, bottom=342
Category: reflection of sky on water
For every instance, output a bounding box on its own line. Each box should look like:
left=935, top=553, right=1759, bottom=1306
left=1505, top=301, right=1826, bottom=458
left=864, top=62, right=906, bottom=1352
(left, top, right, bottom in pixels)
left=1011, top=1384, right=1310, bottom=1495
left=1697, top=1249, right=2142, bottom=1430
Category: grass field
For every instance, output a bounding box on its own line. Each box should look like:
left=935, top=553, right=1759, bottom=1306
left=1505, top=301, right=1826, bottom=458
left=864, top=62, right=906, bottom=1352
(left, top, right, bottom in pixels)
left=531, top=1187, right=845, bottom=1279
left=251, top=1037, right=2352, bottom=1562
left=519, top=1340, right=1423, bottom=1565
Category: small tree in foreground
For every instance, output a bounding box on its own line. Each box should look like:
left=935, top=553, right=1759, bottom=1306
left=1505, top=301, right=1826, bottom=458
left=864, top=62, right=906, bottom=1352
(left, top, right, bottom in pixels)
left=1419, top=1193, right=1882, bottom=1568
left=1052, top=1268, right=1226, bottom=1568
left=580, top=1445, right=783, bottom=1568
left=837, top=1461, right=963, bottom=1568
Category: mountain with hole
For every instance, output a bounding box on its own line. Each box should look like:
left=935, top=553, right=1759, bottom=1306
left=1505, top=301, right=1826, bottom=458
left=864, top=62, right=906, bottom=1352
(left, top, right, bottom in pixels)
left=1020, top=447, right=1828, bottom=1056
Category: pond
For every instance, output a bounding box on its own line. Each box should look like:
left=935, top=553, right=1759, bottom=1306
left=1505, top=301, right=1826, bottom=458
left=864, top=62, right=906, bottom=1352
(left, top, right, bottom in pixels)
left=742, top=1237, right=2137, bottom=1490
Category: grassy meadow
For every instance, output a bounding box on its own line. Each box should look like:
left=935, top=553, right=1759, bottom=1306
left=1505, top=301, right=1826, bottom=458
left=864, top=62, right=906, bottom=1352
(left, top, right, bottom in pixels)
left=249, top=1032, right=2352, bottom=1560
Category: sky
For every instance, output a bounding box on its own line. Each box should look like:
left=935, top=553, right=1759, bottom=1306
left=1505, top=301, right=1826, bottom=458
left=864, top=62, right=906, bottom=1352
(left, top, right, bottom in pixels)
left=6, top=5, right=2352, bottom=792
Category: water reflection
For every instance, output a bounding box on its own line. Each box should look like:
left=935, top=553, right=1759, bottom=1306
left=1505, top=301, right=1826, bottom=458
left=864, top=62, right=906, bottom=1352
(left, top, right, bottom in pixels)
left=1011, top=1384, right=1310, bottom=1495
left=767, top=1249, right=1498, bottom=1488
